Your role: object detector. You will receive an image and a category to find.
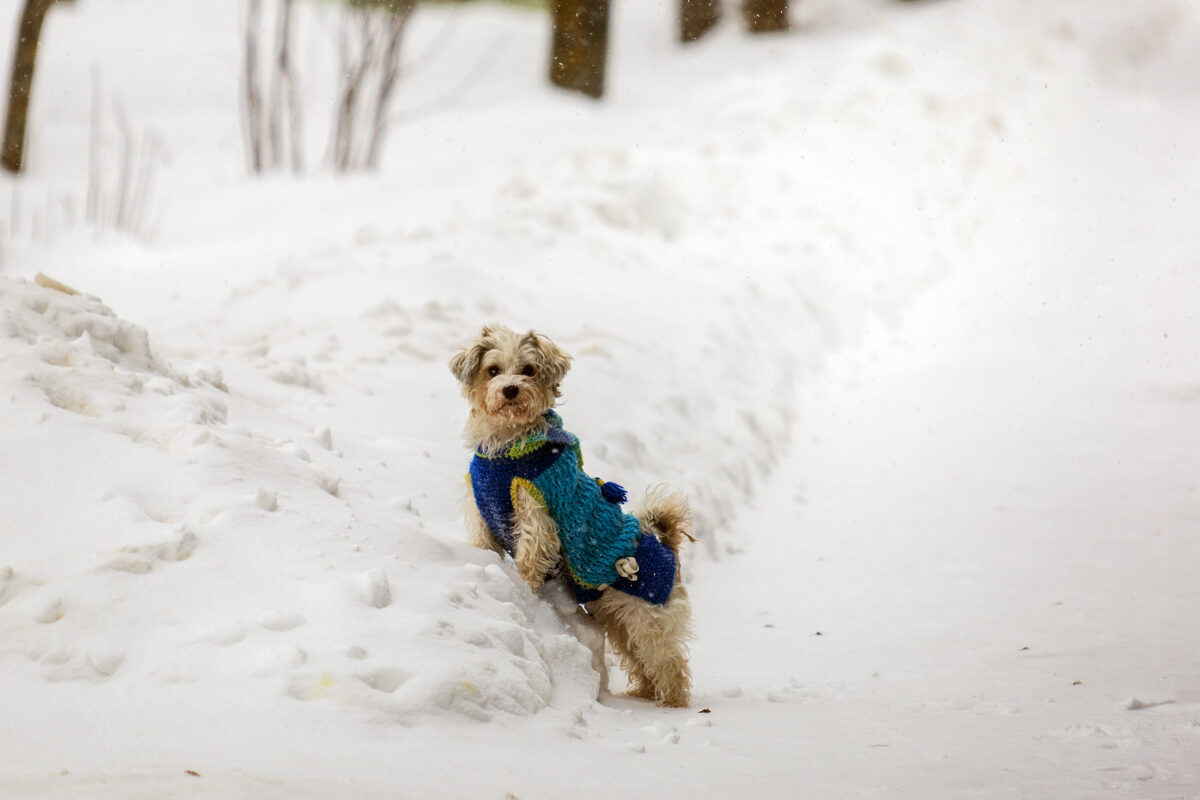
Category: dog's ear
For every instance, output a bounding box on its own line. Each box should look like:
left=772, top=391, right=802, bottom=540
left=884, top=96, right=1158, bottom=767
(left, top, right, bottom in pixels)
left=449, top=327, right=495, bottom=385
left=523, top=331, right=572, bottom=390
left=449, top=346, right=477, bottom=385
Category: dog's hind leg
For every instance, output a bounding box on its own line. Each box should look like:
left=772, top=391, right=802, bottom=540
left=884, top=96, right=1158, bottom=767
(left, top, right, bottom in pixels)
left=592, top=585, right=693, bottom=707
left=598, top=603, right=655, bottom=700
left=639, top=586, right=693, bottom=707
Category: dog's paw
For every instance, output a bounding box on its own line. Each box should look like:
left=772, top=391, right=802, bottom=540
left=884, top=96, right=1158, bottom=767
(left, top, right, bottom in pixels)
left=615, top=556, right=639, bottom=581
left=515, top=562, right=547, bottom=591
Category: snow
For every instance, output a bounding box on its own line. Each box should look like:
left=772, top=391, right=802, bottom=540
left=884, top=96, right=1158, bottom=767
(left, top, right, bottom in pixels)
left=2, top=0, right=1199, bottom=797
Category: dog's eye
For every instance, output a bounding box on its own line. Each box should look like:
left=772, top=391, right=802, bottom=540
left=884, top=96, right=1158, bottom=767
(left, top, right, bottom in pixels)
left=486, top=366, right=501, bottom=378
left=520, top=365, right=536, bottom=377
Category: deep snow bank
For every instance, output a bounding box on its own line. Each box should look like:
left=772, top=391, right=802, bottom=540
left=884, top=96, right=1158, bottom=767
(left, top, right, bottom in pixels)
left=0, top=275, right=599, bottom=724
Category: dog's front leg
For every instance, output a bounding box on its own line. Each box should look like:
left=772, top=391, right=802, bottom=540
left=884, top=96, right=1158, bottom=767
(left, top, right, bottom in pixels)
left=464, top=483, right=505, bottom=557
left=511, top=485, right=561, bottom=590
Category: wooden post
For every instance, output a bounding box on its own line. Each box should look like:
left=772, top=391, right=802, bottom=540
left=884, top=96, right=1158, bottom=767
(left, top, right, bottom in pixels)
left=549, top=0, right=609, bottom=99
left=742, top=0, right=788, bottom=33
left=2, top=0, right=74, bottom=173
left=681, top=0, right=720, bottom=43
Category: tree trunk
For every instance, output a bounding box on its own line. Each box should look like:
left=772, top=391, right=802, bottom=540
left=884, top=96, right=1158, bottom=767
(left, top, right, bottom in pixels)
left=680, top=0, right=720, bottom=43
left=280, top=0, right=304, bottom=173
left=2, top=0, right=73, bottom=173
left=267, top=0, right=284, bottom=169
left=243, top=0, right=265, bottom=173
left=269, top=0, right=304, bottom=173
left=743, top=0, right=788, bottom=33
left=549, top=0, right=609, bottom=99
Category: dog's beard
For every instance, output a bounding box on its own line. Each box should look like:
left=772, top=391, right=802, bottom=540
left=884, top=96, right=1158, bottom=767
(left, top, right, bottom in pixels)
left=494, top=402, right=530, bottom=423
left=486, top=393, right=543, bottom=430
left=466, top=387, right=552, bottom=453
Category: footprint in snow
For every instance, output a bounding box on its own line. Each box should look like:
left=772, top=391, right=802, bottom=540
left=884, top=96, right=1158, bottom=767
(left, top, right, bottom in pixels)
left=32, top=596, right=65, bottom=624
left=0, top=566, right=35, bottom=607
left=208, top=623, right=246, bottom=646
left=258, top=611, right=306, bottom=632
left=360, top=668, right=411, bottom=694
left=285, top=672, right=333, bottom=701
left=100, top=527, right=199, bottom=574
left=250, top=642, right=307, bottom=677
left=279, top=442, right=311, bottom=462
left=86, top=649, right=125, bottom=677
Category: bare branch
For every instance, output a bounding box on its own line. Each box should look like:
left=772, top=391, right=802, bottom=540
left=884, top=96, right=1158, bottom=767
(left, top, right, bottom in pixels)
left=112, top=95, right=136, bottom=230
left=367, top=6, right=415, bottom=169
left=87, top=67, right=102, bottom=223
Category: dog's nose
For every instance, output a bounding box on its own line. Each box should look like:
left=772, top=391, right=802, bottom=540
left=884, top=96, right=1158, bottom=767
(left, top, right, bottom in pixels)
left=502, top=385, right=519, bottom=400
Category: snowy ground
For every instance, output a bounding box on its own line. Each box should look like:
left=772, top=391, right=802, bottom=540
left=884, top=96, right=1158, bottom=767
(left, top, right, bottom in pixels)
left=2, top=0, right=1199, bottom=797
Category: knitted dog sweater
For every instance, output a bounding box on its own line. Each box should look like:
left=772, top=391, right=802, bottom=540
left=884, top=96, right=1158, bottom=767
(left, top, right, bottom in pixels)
left=468, top=411, right=676, bottom=605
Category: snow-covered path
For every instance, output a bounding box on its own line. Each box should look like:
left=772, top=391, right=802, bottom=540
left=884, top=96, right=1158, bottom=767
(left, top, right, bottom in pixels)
left=694, top=308, right=1200, bottom=798
left=684, top=67, right=1200, bottom=797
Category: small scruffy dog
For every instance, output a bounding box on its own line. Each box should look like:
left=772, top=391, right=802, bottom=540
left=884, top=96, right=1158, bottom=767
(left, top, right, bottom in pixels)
left=450, top=325, right=695, bottom=707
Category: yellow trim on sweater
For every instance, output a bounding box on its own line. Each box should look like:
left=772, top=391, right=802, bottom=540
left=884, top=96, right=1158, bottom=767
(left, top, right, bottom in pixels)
left=510, top=477, right=549, bottom=514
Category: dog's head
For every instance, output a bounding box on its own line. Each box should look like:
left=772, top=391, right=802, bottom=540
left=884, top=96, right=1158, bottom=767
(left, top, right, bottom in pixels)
left=450, top=325, right=572, bottom=449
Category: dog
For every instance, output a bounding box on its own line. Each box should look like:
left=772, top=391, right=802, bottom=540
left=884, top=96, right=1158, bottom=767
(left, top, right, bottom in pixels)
left=450, top=325, right=695, bottom=707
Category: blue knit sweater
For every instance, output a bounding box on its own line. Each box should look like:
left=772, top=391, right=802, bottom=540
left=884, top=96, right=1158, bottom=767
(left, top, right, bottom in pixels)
left=468, top=411, right=676, bottom=605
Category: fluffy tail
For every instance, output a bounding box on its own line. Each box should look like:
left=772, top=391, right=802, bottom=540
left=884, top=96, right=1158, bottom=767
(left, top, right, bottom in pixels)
left=635, top=486, right=696, bottom=556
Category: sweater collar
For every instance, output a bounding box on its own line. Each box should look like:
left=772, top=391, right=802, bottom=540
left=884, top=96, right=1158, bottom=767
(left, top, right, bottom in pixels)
left=475, top=410, right=566, bottom=459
